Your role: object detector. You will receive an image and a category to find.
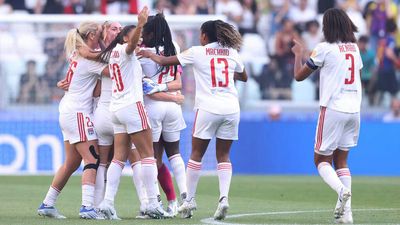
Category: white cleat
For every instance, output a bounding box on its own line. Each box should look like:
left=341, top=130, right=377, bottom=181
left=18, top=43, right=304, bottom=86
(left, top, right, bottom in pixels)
left=146, top=202, right=172, bottom=219
left=136, top=203, right=151, bottom=219
left=37, top=203, right=66, bottom=219
left=166, top=200, right=178, bottom=217
left=335, top=188, right=351, bottom=219
left=79, top=206, right=105, bottom=220
left=335, top=210, right=353, bottom=224
left=98, top=200, right=121, bottom=220
left=178, top=197, right=197, bottom=218
left=214, top=197, right=229, bottom=220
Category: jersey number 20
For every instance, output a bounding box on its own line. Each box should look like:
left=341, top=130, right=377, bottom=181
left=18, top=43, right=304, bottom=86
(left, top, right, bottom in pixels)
left=111, top=63, right=124, bottom=92
left=210, top=58, right=229, bottom=87
left=344, top=53, right=355, bottom=85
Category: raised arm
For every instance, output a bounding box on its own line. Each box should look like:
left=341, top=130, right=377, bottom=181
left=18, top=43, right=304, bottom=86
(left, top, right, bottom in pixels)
left=292, top=39, right=315, bottom=81
left=126, top=7, right=149, bottom=55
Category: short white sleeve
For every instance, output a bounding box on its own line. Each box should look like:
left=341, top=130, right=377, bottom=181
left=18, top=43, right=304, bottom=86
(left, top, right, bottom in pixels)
left=177, top=47, right=195, bottom=66
left=310, top=43, right=328, bottom=67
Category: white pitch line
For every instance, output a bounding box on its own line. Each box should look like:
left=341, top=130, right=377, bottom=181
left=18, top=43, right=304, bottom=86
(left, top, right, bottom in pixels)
left=200, top=208, right=400, bottom=225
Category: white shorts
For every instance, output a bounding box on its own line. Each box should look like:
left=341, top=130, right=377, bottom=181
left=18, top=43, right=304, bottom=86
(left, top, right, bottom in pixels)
left=192, top=109, right=240, bottom=140
left=146, top=101, right=186, bottom=142
left=111, top=101, right=151, bottom=135
left=59, top=112, right=97, bottom=144
left=314, top=107, right=360, bottom=156
left=94, top=104, right=114, bottom=146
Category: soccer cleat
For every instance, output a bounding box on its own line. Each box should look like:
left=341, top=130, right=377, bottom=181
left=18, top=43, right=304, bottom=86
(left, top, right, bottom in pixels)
left=145, top=202, right=173, bottom=219
left=335, top=210, right=353, bottom=224
left=79, top=205, right=105, bottom=220
left=178, top=197, right=197, bottom=219
left=214, top=197, right=229, bottom=220
left=166, top=200, right=178, bottom=217
left=335, top=188, right=352, bottom=219
left=37, top=203, right=66, bottom=219
left=98, top=200, right=121, bottom=220
left=135, top=203, right=151, bottom=219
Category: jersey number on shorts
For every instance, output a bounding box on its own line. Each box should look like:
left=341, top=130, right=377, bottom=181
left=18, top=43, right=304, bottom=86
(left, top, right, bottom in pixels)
left=344, top=53, right=355, bottom=85
left=111, top=63, right=124, bottom=92
left=65, top=61, right=77, bottom=82
left=210, top=58, right=229, bottom=87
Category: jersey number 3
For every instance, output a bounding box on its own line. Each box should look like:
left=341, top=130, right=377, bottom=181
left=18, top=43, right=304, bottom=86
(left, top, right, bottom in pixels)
left=210, top=58, right=229, bottom=87
left=344, top=53, right=355, bottom=85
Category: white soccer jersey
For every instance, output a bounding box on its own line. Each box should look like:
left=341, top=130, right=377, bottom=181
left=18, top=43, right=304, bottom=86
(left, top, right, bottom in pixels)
left=97, top=76, right=112, bottom=106
left=309, top=42, right=363, bottom=113
left=140, top=43, right=181, bottom=84
left=109, top=43, right=144, bottom=112
left=177, top=42, right=244, bottom=115
left=59, top=54, right=107, bottom=114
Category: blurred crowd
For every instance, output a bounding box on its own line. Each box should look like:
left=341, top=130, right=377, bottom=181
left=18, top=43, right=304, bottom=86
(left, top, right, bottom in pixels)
left=2, top=0, right=400, bottom=116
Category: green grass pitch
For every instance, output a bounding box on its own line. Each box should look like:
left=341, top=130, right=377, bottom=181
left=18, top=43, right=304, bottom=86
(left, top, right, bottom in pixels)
left=0, top=175, right=399, bottom=224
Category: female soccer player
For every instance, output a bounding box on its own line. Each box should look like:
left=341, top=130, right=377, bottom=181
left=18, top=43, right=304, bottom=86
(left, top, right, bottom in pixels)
left=97, top=7, right=170, bottom=219
left=138, top=19, right=247, bottom=220
left=140, top=13, right=187, bottom=216
left=292, top=8, right=362, bottom=224
left=38, top=21, right=108, bottom=219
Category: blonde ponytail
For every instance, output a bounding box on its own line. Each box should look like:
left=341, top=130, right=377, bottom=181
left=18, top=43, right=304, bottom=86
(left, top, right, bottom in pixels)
left=64, top=21, right=100, bottom=57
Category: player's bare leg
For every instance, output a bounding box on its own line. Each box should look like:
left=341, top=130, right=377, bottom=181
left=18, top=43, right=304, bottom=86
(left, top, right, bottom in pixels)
left=130, top=129, right=171, bottom=219
left=315, top=151, right=351, bottom=223
left=333, top=149, right=353, bottom=224
left=214, top=138, right=233, bottom=220
left=38, top=141, right=81, bottom=219
left=75, top=140, right=103, bottom=219
left=179, top=137, right=210, bottom=218
left=94, top=145, right=112, bottom=208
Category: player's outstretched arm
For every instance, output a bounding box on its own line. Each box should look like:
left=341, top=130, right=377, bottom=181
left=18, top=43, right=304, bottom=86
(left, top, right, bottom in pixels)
left=78, top=46, right=100, bottom=61
left=137, top=50, right=180, bottom=66
left=292, top=39, right=314, bottom=81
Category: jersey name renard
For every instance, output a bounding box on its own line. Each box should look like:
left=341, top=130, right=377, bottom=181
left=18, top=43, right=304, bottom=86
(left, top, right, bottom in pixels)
left=109, top=43, right=144, bottom=112
left=309, top=42, right=363, bottom=113
left=177, top=42, right=244, bottom=115
left=59, top=54, right=106, bottom=114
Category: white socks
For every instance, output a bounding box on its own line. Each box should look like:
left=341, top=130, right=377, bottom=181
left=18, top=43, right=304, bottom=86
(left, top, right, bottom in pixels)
left=131, top=161, right=148, bottom=206
left=169, top=154, right=187, bottom=196
left=186, top=159, right=202, bottom=200
left=82, top=184, right=95, bottom=207
left=94, top=163, right=107, bottom=208
left=217, top=162, right=232, bottom=200
left=141, top=157, right=159, bottom=205
left=43, top=186, right=60, bottom=206
left=317, top=162, right=345, bottom=195
left=103, top=160, right=124, bottom=204
left=336, top=168, right=352, bottom=209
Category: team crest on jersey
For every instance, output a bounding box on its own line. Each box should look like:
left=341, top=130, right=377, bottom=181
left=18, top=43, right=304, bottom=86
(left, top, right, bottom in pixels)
left=88, top=128, right=94, bottom=135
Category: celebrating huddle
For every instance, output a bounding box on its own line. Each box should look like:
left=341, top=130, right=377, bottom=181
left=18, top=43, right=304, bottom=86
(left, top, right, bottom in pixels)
left=37, top=6, right=362, bottom=224
left=37, top=6, right=247, bottom=221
